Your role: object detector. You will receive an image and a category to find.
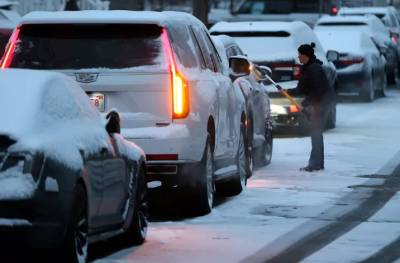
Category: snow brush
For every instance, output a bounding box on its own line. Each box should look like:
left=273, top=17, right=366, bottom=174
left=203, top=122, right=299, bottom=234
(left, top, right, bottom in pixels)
left=263, top=73, right=303, bottom=112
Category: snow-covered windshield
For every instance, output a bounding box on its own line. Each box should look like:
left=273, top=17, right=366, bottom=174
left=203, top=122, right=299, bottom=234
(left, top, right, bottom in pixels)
left=9, top=24, right=165, bottom=70
left=212, top=31, right=296, bottom=62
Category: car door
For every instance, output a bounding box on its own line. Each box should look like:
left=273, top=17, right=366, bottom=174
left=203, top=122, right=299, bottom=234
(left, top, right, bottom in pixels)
left=203, top=30, right=239, bottom=159
left=86, top=154, right=105, bottom=230
left=97, top=136, right=130, bottom=227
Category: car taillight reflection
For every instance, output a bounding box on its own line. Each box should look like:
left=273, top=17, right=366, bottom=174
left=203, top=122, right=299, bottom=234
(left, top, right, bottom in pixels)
left=335, top=56, right=364, bottom=69
left=0, top=27, right=20, bottom=69
left=391, top=32, right=399, bottom=45
left=161, top=28, right=189, bottom=119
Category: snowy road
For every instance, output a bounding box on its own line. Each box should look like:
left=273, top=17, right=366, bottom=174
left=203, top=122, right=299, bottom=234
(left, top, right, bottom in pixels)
left=91, top=88, right=400, bottom=263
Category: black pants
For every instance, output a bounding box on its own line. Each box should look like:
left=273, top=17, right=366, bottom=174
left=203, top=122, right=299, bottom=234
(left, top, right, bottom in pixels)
left=308, top=104, right=330, bottom=168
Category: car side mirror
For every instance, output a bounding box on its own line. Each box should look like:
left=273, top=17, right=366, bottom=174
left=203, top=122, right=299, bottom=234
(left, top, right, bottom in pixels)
left=106, top=110, right=121, bottom=134
left=229, top=56, right=251, bottom=79
left=326, top=50, right=339, bottom=62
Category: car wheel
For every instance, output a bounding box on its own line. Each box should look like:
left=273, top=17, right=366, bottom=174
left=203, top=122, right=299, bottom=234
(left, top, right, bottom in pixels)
left=245, top=118, right=253, bottom=178
left=216, top=126, right=247, bottom=196
left=61, top=184, right=88, bottom=263
left=361, top=76, right=374, bottom=102
left=122, top=166, right=148, bottom=245
left=388, top=64, right=399, bottom=85
left=379, top=73, right=387, bottom=97
left=192, top=136, right=214, bottom=215
left=254, top=127, right=273, bottom=167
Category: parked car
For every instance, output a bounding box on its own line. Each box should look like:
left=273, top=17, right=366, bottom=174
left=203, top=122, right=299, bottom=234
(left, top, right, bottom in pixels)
left=1, top=11, right=250, bottom=215
left=209, top=0, right=338, bottom=28
left=211, top=34, right=273, bottom=168
left=0, top=69, right=148, bottom=263
left=338, top=6, right=400, bottom=59
left=315, top=14, right=398, bottom=85
left=210, top=21, right=337, bottom=132
left=315, top=29, right=387, bottom=101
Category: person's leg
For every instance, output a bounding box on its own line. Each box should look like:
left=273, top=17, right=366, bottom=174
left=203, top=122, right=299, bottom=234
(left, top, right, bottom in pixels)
left=307, top=105, right=324, bottom=169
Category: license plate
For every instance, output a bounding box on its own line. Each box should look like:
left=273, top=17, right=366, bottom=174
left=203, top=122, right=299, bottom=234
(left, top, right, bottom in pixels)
left=89, top=93, right=105, bottom=112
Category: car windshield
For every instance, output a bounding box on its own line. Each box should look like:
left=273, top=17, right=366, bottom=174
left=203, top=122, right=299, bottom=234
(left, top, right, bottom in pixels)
left=0, top=29, right=11, bottom=58
left=9, top=24, right=165, bottom=70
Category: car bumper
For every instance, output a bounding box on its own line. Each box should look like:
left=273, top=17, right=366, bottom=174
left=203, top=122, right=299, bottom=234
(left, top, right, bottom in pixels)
left=123, top=123, right=207, bottom=163
left=336, top=71, right=368, bottom=97
left=272, top=113, right=309, bottom=131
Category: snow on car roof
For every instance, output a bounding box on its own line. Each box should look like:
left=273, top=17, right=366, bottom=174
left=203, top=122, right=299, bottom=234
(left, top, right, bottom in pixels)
left=0, top=69, right=109, bottom=169
left=20, top=10, right=199, bottom=26
left=339, top=7, right=389, bottom=15
left=210, top=21, right=308, bottom=34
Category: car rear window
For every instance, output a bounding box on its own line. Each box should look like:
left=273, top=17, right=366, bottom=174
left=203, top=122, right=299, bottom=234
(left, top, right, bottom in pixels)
left=211, top=31, right=290, bottom=37
left=9, top=24, right=165, bottom=70
left=0, top=29, right=12, bottom=58
left=317, top=22, right=367, bottom=26
left=237, top=0, right=320, bottom=14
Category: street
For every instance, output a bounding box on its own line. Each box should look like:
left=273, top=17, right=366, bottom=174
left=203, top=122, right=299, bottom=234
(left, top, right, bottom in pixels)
left=88, top=87, right=400, bottom=263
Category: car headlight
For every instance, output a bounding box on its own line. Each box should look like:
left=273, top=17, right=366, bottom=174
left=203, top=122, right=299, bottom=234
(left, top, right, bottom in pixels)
left=270, top=104, right=288, bottom=115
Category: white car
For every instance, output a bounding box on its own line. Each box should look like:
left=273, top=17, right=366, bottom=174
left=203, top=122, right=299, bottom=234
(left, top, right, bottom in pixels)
left=1, top=11, right=249, bottom=215
left=210, top=21, right=337, bottom=132
left=315, top=14, right=398, bottom=84
left=0, top=1, right=20, bottom=58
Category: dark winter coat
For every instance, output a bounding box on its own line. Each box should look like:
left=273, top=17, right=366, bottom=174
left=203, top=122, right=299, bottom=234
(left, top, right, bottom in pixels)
left=288, top=57, right=334, bottom=107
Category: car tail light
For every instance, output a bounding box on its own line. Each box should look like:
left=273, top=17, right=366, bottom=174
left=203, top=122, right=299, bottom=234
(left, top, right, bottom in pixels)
left=0, top=26, right=20, bottom=69
left=339, top=57, right=364, bottom=67
left=331, top=6, right=338, bottom=15
left=146, top=154, right=178, bottom=161
left=161, top=28, right=189, bottom=119
left=391, top=32, right=399, bottom=44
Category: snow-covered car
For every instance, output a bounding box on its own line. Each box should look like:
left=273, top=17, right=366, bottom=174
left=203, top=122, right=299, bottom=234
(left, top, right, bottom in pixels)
left=211, top=34, right=273, bottom=168
left=338, top=6, right=400, bottom=70
left=210, top=21, right=337, bottom=132
left=1, top=11, right=249, bottom=215
left=0, top=69, right=148, bottom=262
left=0, top=1, right=20, bottom=58
left=218, top=0, right=337, bottom=28
left=315, top=27, right=387, bottom=101
left=315, top=15, right=398, bottom=85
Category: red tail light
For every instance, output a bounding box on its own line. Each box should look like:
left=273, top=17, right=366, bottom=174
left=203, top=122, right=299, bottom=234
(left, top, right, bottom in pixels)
left=331, top=6, right=338, bottom=15
left=0, top=26, right=20, bottom=69
left=391, top=32, right=399, bottom=44
left=339, top=57, right=364, bottom=66
left=161, top=28, right=189, bottom=119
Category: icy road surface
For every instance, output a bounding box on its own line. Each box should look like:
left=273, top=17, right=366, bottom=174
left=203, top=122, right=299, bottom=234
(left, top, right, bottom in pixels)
left=92, top=89, right=400, bottom=263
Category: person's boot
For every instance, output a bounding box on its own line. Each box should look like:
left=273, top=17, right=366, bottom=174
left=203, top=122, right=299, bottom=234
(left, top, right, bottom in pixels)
left=299, top=165, right=324, bottom=172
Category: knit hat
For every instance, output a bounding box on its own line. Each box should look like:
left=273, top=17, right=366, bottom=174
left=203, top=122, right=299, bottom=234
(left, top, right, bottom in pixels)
left=298, top=42, right=316, bottom=58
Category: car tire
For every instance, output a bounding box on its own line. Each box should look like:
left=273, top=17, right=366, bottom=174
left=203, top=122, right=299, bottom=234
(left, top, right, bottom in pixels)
left=378, top=73, right=387, bottom=97
left=388, top=64, right=399, bottom=85
left=361, top=76, right=374, bottom=102
left=192, top=136, right=214, bottom=215
left=245, top=118, right=253, bottom=178
left=60, top=184, right=88, bottom=263
left=216, top=126, right=247, bottom=196
left=254, top=127, right=273, bottom=167
left=122, top=166, right=148, bottom=245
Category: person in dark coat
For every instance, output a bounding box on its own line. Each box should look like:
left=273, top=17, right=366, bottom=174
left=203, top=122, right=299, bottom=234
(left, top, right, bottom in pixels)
left=282, top=42, right=335, bottom=172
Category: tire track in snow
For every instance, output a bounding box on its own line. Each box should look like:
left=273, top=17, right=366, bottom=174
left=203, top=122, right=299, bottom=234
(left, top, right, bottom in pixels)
left=242, top=158, right=400, bottom=263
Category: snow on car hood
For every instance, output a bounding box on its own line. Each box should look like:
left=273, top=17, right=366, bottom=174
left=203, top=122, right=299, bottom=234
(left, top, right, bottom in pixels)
left=0, top=69, right=109, bottom=170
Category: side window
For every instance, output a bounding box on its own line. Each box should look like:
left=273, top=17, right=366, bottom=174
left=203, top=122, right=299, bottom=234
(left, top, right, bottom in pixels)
left=192, top=26, right=215, bottom=71
left=167, top=24, right=198, bottom=69
left=202, top=29, right=223, bottom=73
left=226, top=46, right=236, bottom=58
left=189, top=26, right=206, bottom=69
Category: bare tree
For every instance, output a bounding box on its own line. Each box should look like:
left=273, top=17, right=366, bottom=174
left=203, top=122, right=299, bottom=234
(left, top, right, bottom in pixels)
left=193, top=0, right=208, bottom=25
